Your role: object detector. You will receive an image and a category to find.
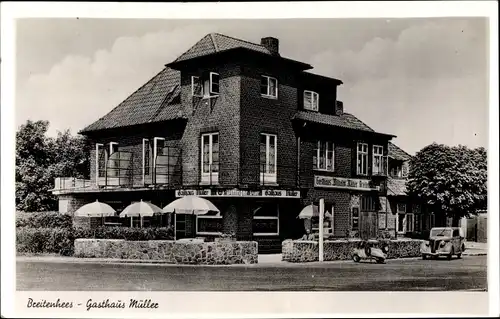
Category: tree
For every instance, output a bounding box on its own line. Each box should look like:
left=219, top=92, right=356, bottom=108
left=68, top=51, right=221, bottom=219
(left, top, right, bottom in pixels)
left=16, top=120, right=90, bottom=212
left=407, top=143, right=487, bottom=225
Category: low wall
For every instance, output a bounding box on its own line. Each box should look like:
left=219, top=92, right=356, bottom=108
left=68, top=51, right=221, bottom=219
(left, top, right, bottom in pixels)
left=74, top=239, right=258, bottom=265
left=282, top=239, right=424, bottom=262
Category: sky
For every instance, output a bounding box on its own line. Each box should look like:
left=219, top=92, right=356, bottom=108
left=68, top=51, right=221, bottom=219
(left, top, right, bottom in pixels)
left=15, top=18, right=489, bottom=155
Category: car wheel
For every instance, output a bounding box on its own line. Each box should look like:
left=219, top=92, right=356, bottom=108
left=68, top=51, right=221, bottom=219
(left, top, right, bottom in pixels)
left=376, top=258, right=385, bottom=264
left=422, top=254, right=427, bottom=260
left=447, top=248, right=454, bottom=260
left=457, top=253, right=462, bottom=259
left=352, top=254, right=360, bottom=262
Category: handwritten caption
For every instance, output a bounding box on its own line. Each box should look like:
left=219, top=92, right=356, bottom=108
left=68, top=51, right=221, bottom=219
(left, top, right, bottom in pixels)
left=27, top=298, right=159, bottom=311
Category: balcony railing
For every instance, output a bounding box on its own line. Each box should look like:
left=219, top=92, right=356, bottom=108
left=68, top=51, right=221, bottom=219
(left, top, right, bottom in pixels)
left=98, top=151, right=133, bottom=187
left=152, top=147, right=182, bottom=187
left=52, top=177, right=95, bottom=192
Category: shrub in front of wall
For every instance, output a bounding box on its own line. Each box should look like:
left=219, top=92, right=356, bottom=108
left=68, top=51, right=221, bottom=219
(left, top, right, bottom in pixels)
left=16, top=227, right=75, bottom=256
left=16, top=226, right=175, bottom=256
left=16, top=211, right=72, bottom=229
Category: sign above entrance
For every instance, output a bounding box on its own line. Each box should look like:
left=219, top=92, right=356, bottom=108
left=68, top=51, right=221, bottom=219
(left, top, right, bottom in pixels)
left=175, top=189, right=300, bottom=198
left=314, top=175, right=380, bottom=191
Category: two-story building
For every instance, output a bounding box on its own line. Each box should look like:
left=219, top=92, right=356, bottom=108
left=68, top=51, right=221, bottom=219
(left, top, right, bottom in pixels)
left=53, top=33, right=399, bottom=252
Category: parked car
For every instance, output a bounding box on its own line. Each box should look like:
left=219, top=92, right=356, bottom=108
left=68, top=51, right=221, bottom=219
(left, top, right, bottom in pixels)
left=352, top=240, right=389, bottom=264
left=420, top=227, right=465, bottom=260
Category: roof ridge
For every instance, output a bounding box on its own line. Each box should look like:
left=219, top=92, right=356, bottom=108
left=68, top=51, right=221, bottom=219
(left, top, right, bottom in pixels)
left=174, top=33, right=215, bottom=62
left=213, top=32, right=268, bottom=51
left=210, top=33, right=219, bottom=52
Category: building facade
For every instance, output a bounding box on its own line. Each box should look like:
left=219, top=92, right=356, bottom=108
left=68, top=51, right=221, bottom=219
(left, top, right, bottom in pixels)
left=53, top=34, right=403, bottom=252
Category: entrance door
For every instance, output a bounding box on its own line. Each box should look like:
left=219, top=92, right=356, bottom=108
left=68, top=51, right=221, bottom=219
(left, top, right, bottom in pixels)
left=360, top=211, right=378, bottom=240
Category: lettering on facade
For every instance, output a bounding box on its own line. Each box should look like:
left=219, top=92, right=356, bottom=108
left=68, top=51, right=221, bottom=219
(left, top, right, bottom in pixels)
left=175, top=189, right=300, bottom=198
left=314, top=175, right=380, bottom=191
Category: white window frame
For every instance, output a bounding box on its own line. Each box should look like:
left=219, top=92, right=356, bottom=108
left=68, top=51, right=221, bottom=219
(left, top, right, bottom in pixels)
left=196, top=214, right=223, bottom=236
left=314, top=141, right=334, bottom=171
left=200, top=132, right=219, bottom=184
left=260, top=133, right=277, bottom=184
left=209, top=72, right=219, bottom=96
left=261, top=75, right=278, bottom=99
left=95, top=143, right=104, bottom=184
left=253, top=205, right=279, bottom=236
left=191, top=76, right=203, bottom=97
left=142, top=138, right=151, bottom=184
left=372, top=145, right=384, bottom=175
left=109, top=142, right=119, bottom=155
left=357, top=142, right=368, bottom=176
left=304, top=90, right=319, bottom=111
left=153, top=137, right=165, bottom=178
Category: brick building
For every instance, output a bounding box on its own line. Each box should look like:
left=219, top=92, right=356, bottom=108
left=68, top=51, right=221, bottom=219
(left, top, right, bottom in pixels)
left=53, top=33, right=406, bottom=252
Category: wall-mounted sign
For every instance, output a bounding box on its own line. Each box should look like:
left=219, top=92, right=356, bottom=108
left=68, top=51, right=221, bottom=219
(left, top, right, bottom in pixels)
left=314, top=175, right=380, bottom=191
left=175, top=189, right=300, bottom=198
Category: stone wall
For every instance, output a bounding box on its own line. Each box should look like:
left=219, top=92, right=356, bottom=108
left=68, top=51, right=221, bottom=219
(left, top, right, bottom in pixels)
left=282, top=238, right=423, bottom=262
left=74, top=239, right=258, bottom=265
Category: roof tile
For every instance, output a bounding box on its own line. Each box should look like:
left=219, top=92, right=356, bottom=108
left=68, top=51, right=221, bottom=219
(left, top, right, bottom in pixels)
left=388, top=142, right=412, bottom=161
left=80, top=68, right=183, bottom=133
left=293, top=111, right=375, bottom=132
left=387, top=177, right=407, bottom=196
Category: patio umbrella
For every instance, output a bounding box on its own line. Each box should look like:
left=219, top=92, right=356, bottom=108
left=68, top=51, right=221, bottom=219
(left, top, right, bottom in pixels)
left=163, top=196, right=220, bottom=240
left=120, top=200, right=165, bottom=228
left=163, top=195, right=220, bottom=215
left=74, top=200, right=116, bottom=226
left=297, top=204, right=332, bottom=219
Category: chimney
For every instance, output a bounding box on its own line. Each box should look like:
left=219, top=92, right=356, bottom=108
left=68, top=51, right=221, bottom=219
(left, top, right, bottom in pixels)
left=260, top=37, right=280, bottom=56
left=335, top=100, right=344, bottom=116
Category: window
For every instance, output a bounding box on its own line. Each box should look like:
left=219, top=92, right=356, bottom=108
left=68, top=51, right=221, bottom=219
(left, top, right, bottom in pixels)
left=109, top=142, right=119, bottom=155
left=372, top=145, right=386, bottom=175
left=153, top=137, right=165, bottom=177
left=261, top=75, right=278, bottom=99
left=390, top=163, right=403, bottom=178
left=402, top=162, right=409, bottom=178
left=313, top=141, right=334, bottom=171
left=406, top=213, right=414, bottom=232
left=304, top=90, right=319, bottom=111
left=196, top=214, right=223, bottom=236
left=252, top=202, right=279, bottom=236
left=352, top=207, right=359, bottom=231
left=397, top=203, right=406, bottom=213
left=96, top=143, right=105, bottom=179
left=357, top=143, right=368, bottom=175
left=191, top=72, right=219, bottom=98
left=360, top=196, right=377, bottom=212
left=260, top=133, right=277, bottom=184
left=201, top=132, right=219, bottom=184
left=142, top=139, right=151, bottom=181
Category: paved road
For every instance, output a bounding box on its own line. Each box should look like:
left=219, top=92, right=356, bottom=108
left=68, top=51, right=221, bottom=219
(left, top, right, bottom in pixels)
left=17, top=256, right=487, bottom=291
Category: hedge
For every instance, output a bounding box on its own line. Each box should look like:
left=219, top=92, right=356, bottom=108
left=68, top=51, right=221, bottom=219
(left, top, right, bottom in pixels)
left=16, top=226, right=175, bottom=256
left=16, top=211, right=72, bottom=229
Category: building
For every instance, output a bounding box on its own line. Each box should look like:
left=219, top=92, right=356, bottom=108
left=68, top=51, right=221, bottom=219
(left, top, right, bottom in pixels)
left=53, top=33, right=403, bottom=252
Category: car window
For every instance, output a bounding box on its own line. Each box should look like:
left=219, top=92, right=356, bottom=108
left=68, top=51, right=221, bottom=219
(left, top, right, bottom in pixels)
left=430, top=229, right=452, bottom=237
left=453, top=229, right=459, bottom=237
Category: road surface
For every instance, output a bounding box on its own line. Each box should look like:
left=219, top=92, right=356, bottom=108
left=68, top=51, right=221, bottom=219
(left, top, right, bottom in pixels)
left=16, top=255, right=487, bottom=291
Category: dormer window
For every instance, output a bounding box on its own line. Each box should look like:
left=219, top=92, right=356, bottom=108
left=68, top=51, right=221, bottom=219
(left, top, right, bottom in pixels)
left=261, top=75, right=278, bottom=99
left=191, top=72, right=219, bottom=98
left=304, top=90, right=319, bottom=111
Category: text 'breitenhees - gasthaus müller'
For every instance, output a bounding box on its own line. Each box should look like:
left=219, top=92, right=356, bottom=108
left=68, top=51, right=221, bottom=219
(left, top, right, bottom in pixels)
left=26, top=298, right=159, bottom=310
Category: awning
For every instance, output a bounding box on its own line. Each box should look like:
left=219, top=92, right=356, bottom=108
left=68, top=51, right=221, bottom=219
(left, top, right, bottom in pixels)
left=297, top=204, right=332, bottom=219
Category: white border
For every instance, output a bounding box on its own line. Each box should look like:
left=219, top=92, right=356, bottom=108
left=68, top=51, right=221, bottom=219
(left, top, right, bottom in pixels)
left=1, top=1, right=498, bottom=318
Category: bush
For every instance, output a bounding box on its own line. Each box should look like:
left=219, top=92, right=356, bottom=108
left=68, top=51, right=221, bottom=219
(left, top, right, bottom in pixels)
left=16, top=226, right=175, bottom=256
left=16, top=211, right=72, bottom=229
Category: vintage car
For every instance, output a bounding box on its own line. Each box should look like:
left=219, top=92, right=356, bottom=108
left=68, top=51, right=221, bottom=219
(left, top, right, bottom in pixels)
left=420, top=227, right=466, bottom=260
left=352, top=240, right=389, bottom=264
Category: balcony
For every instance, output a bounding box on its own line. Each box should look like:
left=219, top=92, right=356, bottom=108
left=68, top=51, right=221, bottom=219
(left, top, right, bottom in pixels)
left=372, top=156, right=388, bottom=177
left=53, top=147, right=182, bottom=194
